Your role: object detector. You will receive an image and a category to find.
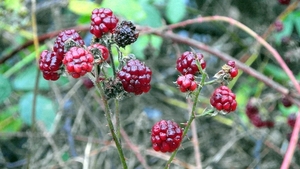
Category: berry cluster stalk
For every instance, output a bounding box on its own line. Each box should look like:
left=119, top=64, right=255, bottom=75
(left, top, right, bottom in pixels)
left=93, top=81, right=127, bottom=169
left=164, top=68, right=207, bottom=168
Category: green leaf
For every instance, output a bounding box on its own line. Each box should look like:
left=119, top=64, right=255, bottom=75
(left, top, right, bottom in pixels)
left=101, top=0, right=145, bottom=21
left=263, top=64, right=289, bottom=84
left=279, top=103, right=298, bottom=117
left=0, top=74, right=12, bottom=103
left=4, top=0, right=21, bottom=10
left=77, top=15, right=91, bottom=24
left=139, top=1, right=162, bottom=27
left=19, top=93, right=56, bottom=133
left=294, top=16, right=300, bottom=36
left=165, top=0, right=186, bottom=23
left=132, top=35, right=163, bottom=59
left=68, top=0, right=99, bottom=15
left=274, top=13, right=294, bottom=45
left=0, top=106, right=22, bottom=132
left=12, top=66, right=49, bottom=91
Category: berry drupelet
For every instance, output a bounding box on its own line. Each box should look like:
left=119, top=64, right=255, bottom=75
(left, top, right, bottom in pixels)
left=151, top=120, right=183, bottom=153
left=117, top=59, right=152, bottom=95
left=90, top=8, right=119, bottom=38
left=176, top=51, right=206, bottom=75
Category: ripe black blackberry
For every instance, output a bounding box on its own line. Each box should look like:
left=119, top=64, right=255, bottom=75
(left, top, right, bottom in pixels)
left=114, top=21, right=139, bottom=48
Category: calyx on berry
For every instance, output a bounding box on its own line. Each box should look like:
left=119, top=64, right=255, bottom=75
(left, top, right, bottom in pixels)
left=87, top=44, right=109, bottom=64
left=213, top=60, right=238, bottom=81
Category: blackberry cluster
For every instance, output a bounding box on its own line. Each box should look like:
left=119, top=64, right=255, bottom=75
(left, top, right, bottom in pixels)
left=114, top=21, right=139, bottom=48
left=176, top=51, right=206, bottom=75
left=210, top=86, right=237, bottom=113
left=176, top=74, right=197, bottom=92
left=117, top=59, right=152, bottom=95
left=39, top=50, right=62, bottom=81
left=151, top=120, right=183, bottom=153
left=90, top=8, right=119, bottom=38
left=245, top=98, right=274, bottom=128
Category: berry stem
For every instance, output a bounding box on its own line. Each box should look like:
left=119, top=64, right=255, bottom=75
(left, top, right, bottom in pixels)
left=164, top=71, right=207, bottom=168
left=108, top=42, right=117, bottom=77
left=93, top=79, right=127, bottom=169
left=115, top=99, right=121, bottom=142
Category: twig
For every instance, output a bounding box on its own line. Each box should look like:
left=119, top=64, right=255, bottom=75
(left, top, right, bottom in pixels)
left=188, top=98, right=202, bottom=169
left=120, top=128, right=150, bottom=169
left=164, top=68, right=207, bottom=169
left=93, top=81, right=128, bottom=169
left=83, top=137, right=93, bottom=169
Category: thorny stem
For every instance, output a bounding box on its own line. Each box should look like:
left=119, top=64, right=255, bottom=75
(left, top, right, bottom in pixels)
left=164, top=72, right=207, bottom=169
left=108, top=42, right=117, bottom=77
left=115, top=99, right=121, bottom=142
left=93, top=81, right=127, bottom=169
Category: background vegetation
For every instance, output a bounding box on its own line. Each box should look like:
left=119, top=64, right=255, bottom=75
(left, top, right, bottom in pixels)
left=0, top=0, right=300, bottom=168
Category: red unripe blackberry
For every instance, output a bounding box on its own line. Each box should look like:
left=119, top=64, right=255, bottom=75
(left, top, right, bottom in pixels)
left=210, top=86, right=237, bottom=113
left=245, top=99, right=274, bottom=128
left=274, top=20, right=284, bottom=32
left=90, top=8, right=119, bottom=38
left=151, top=120, right=183, bottom=153
left=278, top=0, right=290, bottom=5
left=63, top=47, right=94, bottom=78
left=114, top=21, right=139, bottom=48
left=281, top=96, right=293, bottom=107
left=245, top=99, right=259, bottom=119
left=287, top=113, right=296, bottom=128
left=87, top=44, right=109, bottom=64
left=229, top=67, right=238, bottom=78
left=176, top=51, right=206, bottom=75
left=83, top=77, right=94, bottom=89
left=117, top=59, right=152, bottom=95
left=53, top=29, right=85, bottom=60
left=176, top=74, right=198, bottom=92
left=227, top=60, right=236, bottom=68
left=39, top=50, right=62, bottom=81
